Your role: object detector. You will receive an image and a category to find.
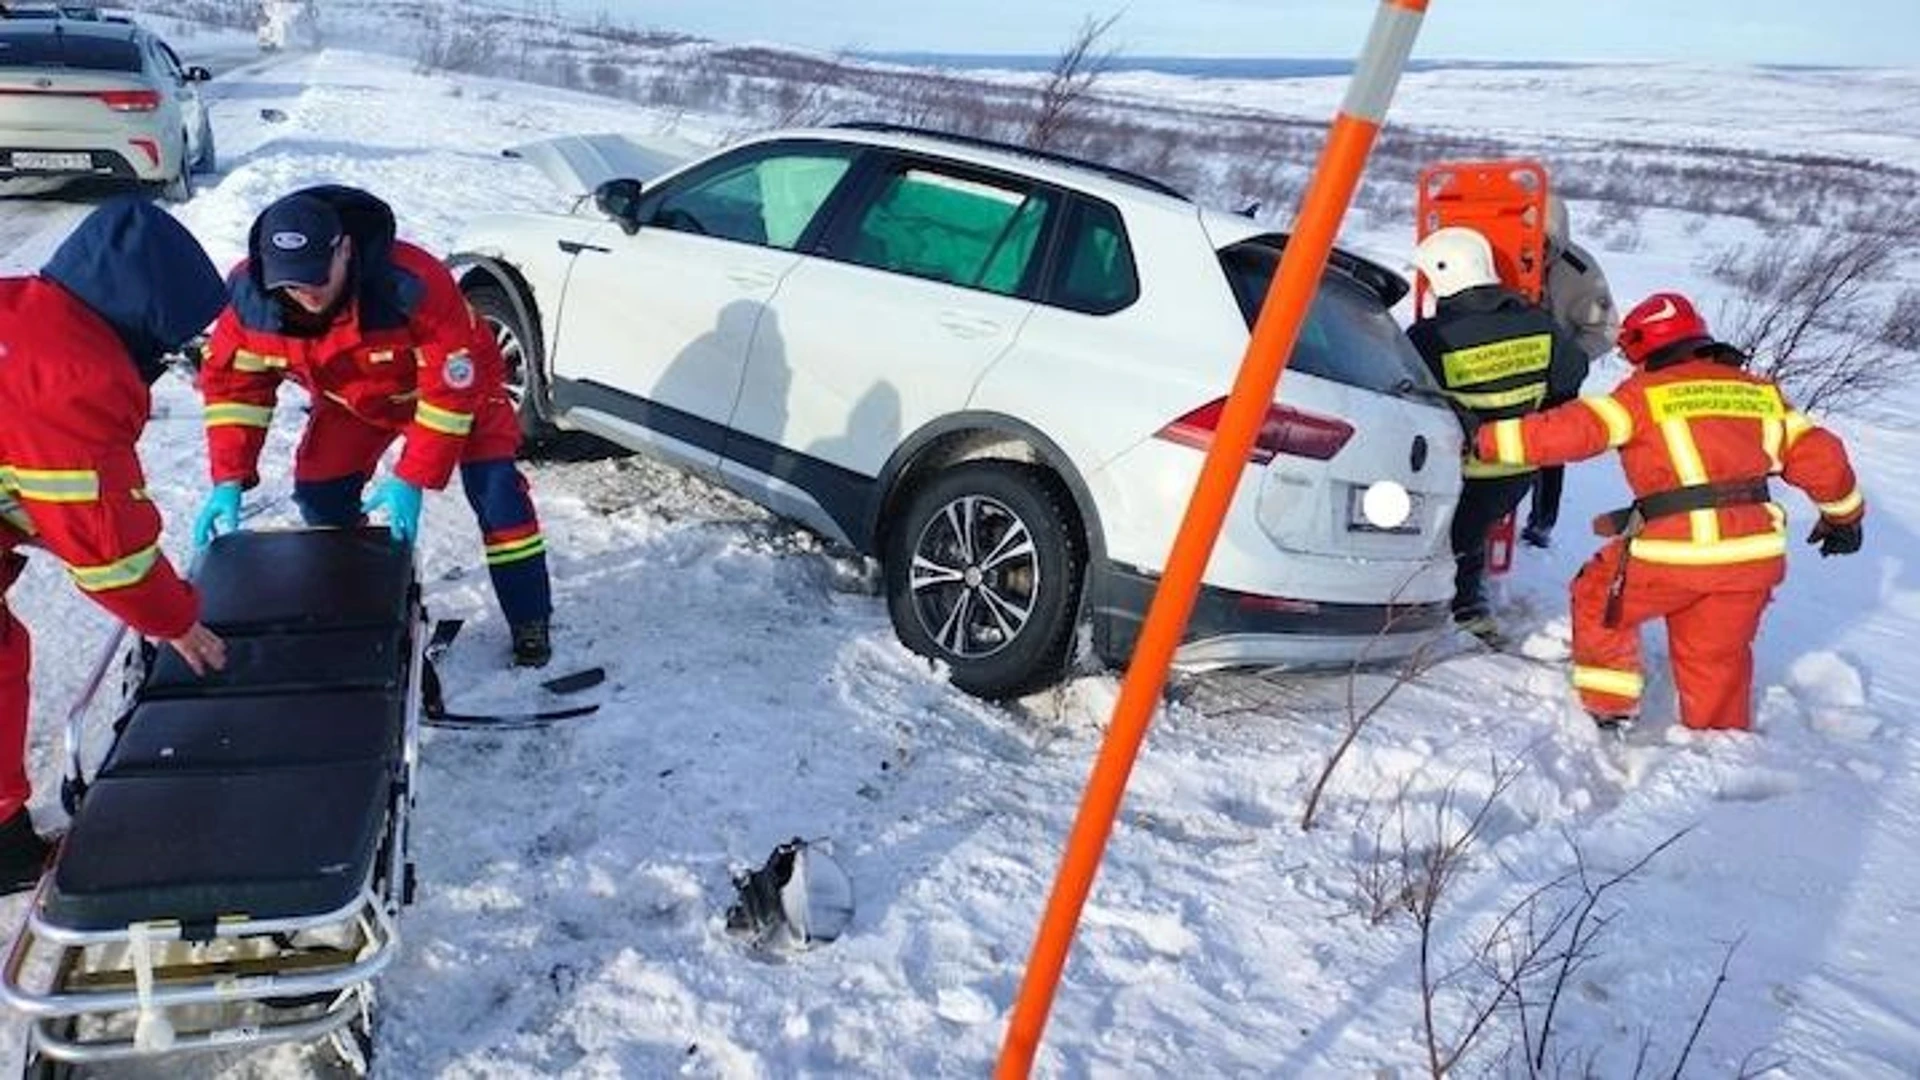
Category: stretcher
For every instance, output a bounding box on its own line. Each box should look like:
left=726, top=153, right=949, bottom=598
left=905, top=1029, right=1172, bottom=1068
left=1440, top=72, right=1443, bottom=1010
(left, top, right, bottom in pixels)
left=1415, top=158, right=1552, bottom=575
left=1, top=527, right=421, bottom=1076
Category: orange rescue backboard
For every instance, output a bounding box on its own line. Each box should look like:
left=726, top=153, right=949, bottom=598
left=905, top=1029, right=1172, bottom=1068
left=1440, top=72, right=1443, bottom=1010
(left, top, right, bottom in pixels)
left=1415, top=159, right=1549, bottom=317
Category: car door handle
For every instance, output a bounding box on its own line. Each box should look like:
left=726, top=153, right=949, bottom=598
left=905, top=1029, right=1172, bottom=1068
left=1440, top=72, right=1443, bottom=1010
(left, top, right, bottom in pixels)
left=726, top=267, right=777, bottom=289
left=938, top=311, right=1001, bottom=338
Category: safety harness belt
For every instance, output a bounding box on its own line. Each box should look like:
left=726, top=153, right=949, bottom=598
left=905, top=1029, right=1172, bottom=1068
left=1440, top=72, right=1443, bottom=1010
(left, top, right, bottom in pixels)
left=1595, top=479, right=1774, bottom=627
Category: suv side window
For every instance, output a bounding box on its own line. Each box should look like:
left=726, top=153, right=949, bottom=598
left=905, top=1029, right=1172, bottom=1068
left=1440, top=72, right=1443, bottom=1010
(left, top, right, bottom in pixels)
left=1048, top=198, right=1138, bottom=315
left=644, top=144, right=856, bottom=251
left=841, top=162, right=1052, bottom=296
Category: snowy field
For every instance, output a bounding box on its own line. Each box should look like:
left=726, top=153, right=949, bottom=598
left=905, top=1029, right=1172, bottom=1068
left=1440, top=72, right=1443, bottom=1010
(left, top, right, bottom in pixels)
left=1, top=40, right=1917, bottom=1079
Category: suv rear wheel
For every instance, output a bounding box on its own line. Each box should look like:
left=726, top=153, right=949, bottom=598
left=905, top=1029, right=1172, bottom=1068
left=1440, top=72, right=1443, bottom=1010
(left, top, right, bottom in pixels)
left=885, top=462, right=1082, bottom=699
left=465, top=281, right=557, bottom=444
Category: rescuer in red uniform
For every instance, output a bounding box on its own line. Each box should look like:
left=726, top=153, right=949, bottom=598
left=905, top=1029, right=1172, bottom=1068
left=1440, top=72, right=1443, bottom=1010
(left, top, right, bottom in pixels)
left=0, top=200, right=230, bottom=891
left=193, top=186, right=554, bottom=667
left=1474, top=291, right=1864, bottom=732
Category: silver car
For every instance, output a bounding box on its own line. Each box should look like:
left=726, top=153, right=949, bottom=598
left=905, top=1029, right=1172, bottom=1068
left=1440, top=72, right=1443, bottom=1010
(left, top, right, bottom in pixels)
left=0, top=15, right=214, bottom=201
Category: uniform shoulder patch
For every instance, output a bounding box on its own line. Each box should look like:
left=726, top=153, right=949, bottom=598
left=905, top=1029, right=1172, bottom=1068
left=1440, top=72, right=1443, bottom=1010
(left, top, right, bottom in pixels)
left=442, top=351, right=476, bottom=390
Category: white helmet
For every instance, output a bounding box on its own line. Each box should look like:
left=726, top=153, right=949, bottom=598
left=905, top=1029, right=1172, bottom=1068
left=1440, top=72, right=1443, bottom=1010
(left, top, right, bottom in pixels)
left=1414, top=226, right=1499, bottom=300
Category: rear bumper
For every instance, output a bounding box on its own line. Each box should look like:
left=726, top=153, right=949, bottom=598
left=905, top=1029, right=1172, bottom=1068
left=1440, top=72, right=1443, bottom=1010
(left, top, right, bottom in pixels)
left=0, top=128, right=168, bottom=181
left=1095, top=562, right=1452, bottom=672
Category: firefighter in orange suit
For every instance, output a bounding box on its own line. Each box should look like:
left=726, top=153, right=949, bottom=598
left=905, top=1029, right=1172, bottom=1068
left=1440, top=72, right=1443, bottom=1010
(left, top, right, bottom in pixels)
left=0, top=200, right=230, bottom=891
left=1474, top=292, right=1864, bottom=732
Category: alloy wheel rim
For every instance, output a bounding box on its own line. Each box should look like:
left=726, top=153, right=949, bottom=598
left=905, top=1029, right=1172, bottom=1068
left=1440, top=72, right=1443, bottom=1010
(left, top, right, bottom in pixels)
left=487, top=316, right=526, bottom=407
left=908, top=494, right=1040, bottom=660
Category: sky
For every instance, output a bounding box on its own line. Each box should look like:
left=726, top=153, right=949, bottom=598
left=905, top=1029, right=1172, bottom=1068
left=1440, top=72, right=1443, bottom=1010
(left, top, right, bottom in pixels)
left=554, top=0, right=1920, bottom=67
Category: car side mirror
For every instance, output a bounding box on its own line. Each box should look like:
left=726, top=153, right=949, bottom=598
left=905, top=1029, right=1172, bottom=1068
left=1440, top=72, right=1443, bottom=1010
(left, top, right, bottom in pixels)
left=185, top=66, right=212, bottom=82
left=593, top=178, right=644, bottom=236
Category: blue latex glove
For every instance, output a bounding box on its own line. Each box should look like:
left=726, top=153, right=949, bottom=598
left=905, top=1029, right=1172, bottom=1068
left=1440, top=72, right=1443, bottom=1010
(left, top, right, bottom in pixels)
left=193, top=482, right=243, bottom=549
left=361, top=476, right=423, bottom=543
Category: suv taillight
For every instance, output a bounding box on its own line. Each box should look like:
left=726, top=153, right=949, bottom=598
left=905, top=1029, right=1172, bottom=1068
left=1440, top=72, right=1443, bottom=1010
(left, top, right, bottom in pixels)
left=97, top=90, right=160, bottom=112
left=1155, top=398, right=1355, bottom=463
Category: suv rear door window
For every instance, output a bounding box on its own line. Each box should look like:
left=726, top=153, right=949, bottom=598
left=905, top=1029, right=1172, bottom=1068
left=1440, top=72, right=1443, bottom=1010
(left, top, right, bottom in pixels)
left=0, top=33, right=142, bottom=72
left=645, top=145, right=855, bottom=251
left=1220, top=240, right=1437, bottom=394
left=1048, top=197, right=1138, bottom=314
left=843, top=164, right=1052, bottom=296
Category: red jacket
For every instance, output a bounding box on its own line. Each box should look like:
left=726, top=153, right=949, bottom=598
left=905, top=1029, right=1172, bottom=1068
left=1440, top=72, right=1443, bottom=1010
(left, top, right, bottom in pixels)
left=0, top=279, right=199, bottom=638
left=1476, top=355, right=1864, bottom=591
left=200, top=240, right=505, bottom=491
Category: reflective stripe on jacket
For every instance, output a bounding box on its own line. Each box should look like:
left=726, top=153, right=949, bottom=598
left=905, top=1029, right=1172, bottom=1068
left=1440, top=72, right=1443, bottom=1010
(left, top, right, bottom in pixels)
left=1408, top=284, right=1587, bottom=479
left=0, top=278, right=199, bottom=638
left=1475, top=356, right=1863, bottom=589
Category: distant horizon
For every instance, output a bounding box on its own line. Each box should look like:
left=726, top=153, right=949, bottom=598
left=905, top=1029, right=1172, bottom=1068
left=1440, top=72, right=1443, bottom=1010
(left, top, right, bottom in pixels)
left=545, top=0, right=1917, bottom=69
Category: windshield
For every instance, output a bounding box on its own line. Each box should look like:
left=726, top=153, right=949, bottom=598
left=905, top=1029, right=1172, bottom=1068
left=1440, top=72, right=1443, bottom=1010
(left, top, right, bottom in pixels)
left=1219, top=240, right=1438, bottom=396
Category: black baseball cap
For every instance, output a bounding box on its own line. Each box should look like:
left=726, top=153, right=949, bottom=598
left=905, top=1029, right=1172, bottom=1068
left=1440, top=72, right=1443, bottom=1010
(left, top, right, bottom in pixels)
left=256, top=193, right=344, bottom=290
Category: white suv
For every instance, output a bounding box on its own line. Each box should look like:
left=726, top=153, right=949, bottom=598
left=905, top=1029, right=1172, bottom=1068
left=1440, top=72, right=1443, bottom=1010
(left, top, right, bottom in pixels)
left=451, top=124, right=1463, bottom=698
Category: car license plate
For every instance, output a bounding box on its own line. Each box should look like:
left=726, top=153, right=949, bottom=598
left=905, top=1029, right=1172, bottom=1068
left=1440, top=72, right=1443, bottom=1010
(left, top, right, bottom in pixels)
left=1347, top=486, right=1423, bottom=534
left=8, top=151, right=92, bottom=171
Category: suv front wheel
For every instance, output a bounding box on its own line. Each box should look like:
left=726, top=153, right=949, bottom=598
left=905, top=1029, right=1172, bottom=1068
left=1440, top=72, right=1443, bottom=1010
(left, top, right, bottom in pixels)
left=885, top=462, right=1083, bottom=699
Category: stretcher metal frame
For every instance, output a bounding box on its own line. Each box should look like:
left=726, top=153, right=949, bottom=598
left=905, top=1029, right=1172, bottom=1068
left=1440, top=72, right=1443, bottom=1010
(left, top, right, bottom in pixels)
left=0, top=528, right=424, bottom=1074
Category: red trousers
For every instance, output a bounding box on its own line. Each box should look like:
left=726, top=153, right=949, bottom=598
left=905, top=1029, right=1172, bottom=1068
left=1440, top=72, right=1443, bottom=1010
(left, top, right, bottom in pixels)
left=1570, top=542, right=1771, bottom=730
left=0, top=607, right=30, bottom=822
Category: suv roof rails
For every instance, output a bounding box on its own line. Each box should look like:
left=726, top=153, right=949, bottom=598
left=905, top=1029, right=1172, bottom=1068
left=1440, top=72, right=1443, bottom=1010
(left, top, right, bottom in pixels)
left=830, top=121, right=1188, bottom=201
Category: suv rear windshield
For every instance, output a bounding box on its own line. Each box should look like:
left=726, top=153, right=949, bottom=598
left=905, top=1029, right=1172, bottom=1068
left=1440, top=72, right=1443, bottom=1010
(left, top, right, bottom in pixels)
left=0, top=32, right=142, bottom=72
left=1219, top=240, right=1437, bottom=396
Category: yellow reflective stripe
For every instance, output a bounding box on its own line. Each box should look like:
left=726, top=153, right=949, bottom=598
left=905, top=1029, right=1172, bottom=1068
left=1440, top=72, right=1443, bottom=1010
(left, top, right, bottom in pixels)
left=69, top=544, right=160, bottom=592
left=229, top=349, right=288, bottom=374
left=1782, top=411, right=1814, bottom=450
left=1447, top=383, right=1546, bottom=410
left=1581, top=395, right=1634, bottom=448
left=1488, top=418, right=1528, bottom=465
left=1440, top=334, right=1552, bottom=386
left=1644, top=380, right=1784, bottom=423
left=1658, top=418, right=1718, bottom=544
left=0, top=465, right=99, bottom=503
left=1629, top=531, right=1787, bottom=565
left=204, top=402, right=274, bottom=428
left=1573, top=665, right=1644, bottom=699
left=415, top=402, right=474, bottom=437
left=1761, top=417, right=1785, bottom=473
left=1817, top=489, right=1864, bottom=519
left=1463, top=458, right=1537, bottom=479
left=485, top=535, right=545, bottom=566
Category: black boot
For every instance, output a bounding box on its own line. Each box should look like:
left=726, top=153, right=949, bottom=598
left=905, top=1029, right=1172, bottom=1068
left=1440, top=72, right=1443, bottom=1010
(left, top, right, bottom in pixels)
left=0, top=809, right=50, bottom=896
left=510, top=618, right=551, bottom=669
left=1591, top=712, right=1635, bottom=736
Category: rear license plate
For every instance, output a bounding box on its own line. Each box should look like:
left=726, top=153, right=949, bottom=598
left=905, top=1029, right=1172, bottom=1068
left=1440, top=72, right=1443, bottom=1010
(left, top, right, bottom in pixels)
left=1347, top=486, right=1424, bottom=534
left=8, top=151, right=92, bottom=171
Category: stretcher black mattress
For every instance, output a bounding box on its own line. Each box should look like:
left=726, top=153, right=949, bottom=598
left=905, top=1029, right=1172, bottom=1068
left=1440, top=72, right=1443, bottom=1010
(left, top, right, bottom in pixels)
left=45, top=528, right=414, bottom=932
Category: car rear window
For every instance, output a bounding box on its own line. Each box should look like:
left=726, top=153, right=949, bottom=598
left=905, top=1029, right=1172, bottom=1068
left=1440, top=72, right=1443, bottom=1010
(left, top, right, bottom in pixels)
left=1219, top=240, right=1437, bottom=395
left=0, top=32, right=142, bottom=72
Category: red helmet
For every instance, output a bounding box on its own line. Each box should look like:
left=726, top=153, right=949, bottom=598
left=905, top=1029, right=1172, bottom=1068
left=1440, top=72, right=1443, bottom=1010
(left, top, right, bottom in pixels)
left=1617, top=291, right=1710, bottom=365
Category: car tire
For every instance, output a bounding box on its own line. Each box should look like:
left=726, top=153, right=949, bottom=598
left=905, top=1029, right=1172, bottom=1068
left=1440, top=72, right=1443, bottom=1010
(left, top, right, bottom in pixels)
left=464, top=281, right=559, bottom=445
left=192, top=121, right=216, bottom=174
left=159, top=132, right=194, bottom=203
left=885, top=461, right=1083, bottom=699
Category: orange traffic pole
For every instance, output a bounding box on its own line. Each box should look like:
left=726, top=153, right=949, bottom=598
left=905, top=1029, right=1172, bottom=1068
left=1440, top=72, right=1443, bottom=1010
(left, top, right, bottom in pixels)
left=995, top=1, right=1432, bottom=1074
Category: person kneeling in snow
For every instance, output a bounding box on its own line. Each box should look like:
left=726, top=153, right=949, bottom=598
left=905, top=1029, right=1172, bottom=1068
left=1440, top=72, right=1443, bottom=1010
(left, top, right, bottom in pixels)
left=1472, top=291, right=1864, bottom=732
left=0, top=201, right=231, bottom=890
left=192, top=186, right=555, bottom=667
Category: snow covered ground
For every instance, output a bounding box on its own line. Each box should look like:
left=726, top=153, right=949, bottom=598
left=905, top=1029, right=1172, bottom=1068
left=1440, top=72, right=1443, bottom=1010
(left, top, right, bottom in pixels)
left=1, top=39, right=1917, bottom=1078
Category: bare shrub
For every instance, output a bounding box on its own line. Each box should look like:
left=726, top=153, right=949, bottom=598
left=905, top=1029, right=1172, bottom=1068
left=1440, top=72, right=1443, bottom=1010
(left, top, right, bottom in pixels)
left=1705, top=213, right=1920, bottom=414
left=415, top=2, right=500, bottom=74
left=1026, top=12, right=1122, bottom=151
